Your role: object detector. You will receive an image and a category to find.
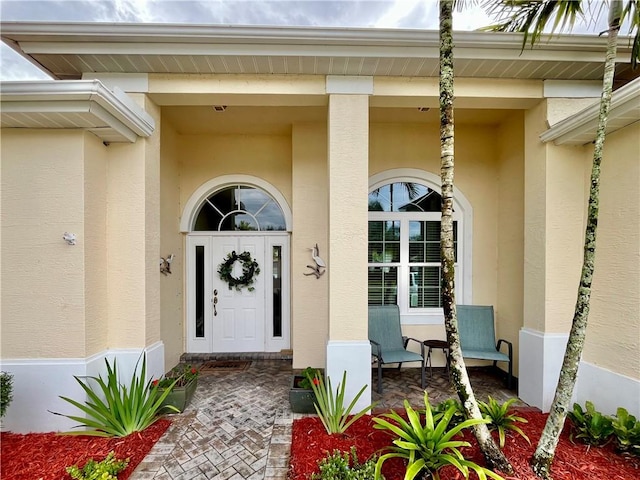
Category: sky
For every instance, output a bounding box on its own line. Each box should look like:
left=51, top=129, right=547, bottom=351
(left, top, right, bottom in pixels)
left=0, top=0, right=606, bottom=82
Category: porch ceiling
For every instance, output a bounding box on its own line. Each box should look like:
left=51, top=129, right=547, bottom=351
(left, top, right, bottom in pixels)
left=1, top=22, right=637, bottom=87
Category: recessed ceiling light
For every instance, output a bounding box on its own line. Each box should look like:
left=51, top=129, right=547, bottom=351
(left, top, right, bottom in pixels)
left=417, top=107, right=430, bottom=112
left=212, top=105, right=227, bottom=112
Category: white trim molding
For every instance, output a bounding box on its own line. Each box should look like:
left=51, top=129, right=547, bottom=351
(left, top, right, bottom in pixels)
left=180, top=174, right=293, bottom=232
left=518, top=328, right=569, bottom=412
left=541, top=77, right=640, bottom=145
left=0, top=79, right=155, bottom=143
left=1, top=342, right=164, bottom=433
left=326, top=75, right=373, bottom=95
left=576, top=362, right=640, bottom=417
left=326, top=340, right=372, bottom=415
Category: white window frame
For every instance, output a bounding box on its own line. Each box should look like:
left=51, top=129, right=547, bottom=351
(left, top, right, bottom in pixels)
left=369, top=169, right=473, bottom=325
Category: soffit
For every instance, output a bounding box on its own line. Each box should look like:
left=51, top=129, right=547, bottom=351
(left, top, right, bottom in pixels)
left=1, top=22, right=636, bottom=84
left=0, top=80, right=155, bottom=143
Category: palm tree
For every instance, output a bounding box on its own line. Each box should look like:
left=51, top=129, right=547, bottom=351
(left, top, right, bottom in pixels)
left=439, top=0, right=514, bottom=474
left=484, top=1, right=640, bottom=478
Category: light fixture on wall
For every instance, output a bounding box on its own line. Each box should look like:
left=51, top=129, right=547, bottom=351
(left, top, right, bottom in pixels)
left=62, top=232, right=77, bottom=245
left=417, top=107, right=430, bottom=112
left=160, top=254, right=174, bottom=275
left=212, top=105, right=227, bottom=112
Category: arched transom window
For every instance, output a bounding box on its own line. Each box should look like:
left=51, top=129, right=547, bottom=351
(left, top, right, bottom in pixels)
left=194, top=185, right=286, bottom=231
left=368, top=181, right=460, bottom=313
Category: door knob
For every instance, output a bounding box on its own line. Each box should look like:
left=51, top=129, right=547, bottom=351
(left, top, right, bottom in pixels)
left=213, top=290, right=218, bottom=316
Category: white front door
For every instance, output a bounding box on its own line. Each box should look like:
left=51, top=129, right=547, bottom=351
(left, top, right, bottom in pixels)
left=186, top=233, right=290, bottom=353
left=212, top=236, right=265, bottom=352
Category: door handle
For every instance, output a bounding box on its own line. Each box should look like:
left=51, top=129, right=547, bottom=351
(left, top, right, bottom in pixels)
left=213, top=289, right=218, bottom=316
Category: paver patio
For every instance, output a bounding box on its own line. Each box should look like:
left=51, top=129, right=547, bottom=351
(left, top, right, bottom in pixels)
left=130, top=359, right=522, bottom=480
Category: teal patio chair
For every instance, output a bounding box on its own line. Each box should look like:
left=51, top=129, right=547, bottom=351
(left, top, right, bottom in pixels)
left=368, top=305, right=425, bottom=394
left=457, top=304, right=513, bottom=389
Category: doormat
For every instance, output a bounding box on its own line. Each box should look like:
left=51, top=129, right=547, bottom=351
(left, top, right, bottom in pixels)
left=199, top=360, right=251, bottom=373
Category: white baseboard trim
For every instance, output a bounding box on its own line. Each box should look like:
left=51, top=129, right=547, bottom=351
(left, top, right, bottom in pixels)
left=576, top=361, right=640, bottom=417
left=518, top=328, right=569, bottom=412
left=1, top=342, right=164, bottom=433
left=326, top=340, right=372, bottom=414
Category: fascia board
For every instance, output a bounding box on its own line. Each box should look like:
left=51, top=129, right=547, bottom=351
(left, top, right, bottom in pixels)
left=540, top=79, right=640, bottom=145
left=17, top=41, right=616, bottom=63
left=2, top=21, right=634, bottom=57
left=0, top=79, right=154, bottom=138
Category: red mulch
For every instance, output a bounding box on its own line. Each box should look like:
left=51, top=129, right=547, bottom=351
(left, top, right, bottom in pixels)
left=0, top=419, right=170, bottom=480
left=289, top=410, right=640, bottom=480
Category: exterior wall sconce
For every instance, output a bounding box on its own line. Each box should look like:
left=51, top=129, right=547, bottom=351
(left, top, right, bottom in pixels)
left=160, top=254, right=174, bottom=275
left=62, top=232, right=77, bottom=245
left=304, top=244, right=326, bottom=279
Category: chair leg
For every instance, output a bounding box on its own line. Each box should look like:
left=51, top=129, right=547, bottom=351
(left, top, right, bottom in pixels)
left=420, top=358, right=426, bottom=389
left=377, top=363, right=383, bottom=394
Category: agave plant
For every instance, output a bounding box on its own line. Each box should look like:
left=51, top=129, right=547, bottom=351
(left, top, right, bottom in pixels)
left=478, top=396, right=530, bottom=448
left=307, top=370, right=375, bottom=435
left=52, top=354, right=179, bottom=437
left=373, top=392, right=504, bottom=480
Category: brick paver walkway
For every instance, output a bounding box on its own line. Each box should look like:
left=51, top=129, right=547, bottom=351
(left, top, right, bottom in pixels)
left=130, top=359, right=521, bottom=479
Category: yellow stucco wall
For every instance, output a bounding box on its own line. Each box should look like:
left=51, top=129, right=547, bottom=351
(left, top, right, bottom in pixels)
left=586, top=122, right=640, bottom=380
left=291, top=123, right=329, bottom=368
left=160, top=119, right=184, bottom=370
left=1, top=130, right=88, bottom=358
left=84, top=133, right=109, bottom=356
left=497, top=111, right=525, bottom=376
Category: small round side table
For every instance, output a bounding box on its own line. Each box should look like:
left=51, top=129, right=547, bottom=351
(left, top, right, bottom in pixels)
left=423, top=339, right=450, bottom=378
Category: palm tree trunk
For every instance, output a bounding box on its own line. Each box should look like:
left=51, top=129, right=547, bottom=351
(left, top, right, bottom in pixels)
left=530, top=3, right=622, bottom=478
left=439, top=0, right=513, bottom=474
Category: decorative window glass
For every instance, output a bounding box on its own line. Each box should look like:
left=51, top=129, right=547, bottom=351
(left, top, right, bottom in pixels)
left=194, top=185, right=286, bottom=231
left=368, top=182, right=460, bottom=312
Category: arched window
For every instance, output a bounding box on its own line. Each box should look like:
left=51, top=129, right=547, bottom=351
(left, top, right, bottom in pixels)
left=368, top=171, right=471, bottom=321
left=193, top=185, right=286, bottom=232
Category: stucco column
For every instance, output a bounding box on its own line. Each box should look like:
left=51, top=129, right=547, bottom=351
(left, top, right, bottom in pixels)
left=520, top=98, right=588, bottom=411
left=106, top=93, right=164, bottom=377
left=325, top=76, right=372, bottom=410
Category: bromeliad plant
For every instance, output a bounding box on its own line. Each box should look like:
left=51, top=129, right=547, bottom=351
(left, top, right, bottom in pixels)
left=306, top=370, right=375, bottom=435
left=567, top=401, right=614, bottom=446
left=478, top=396, right=530, bottom=448
left=52, top=355, right=179, bottom=437
left=611, top=407, right=640, bottom=457
left=373, top=392, right=504, bottom=480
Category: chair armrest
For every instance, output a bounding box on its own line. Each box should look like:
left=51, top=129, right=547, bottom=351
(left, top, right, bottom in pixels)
left=496, top=339, right=513, bottom=360
left=404, top=337, right=425, bottom=358
left=370, top=339, right=382, bottom=358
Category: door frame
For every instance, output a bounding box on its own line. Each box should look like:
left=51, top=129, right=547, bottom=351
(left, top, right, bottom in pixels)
left=185, top=231, right=290, bottom=353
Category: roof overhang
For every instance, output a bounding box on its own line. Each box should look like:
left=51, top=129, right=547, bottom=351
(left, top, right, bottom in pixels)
left=0, top=79, right=155, bottom=143
left=541, top=78, right=640, bottom=145
left=1, top=22, right=637, bottom=84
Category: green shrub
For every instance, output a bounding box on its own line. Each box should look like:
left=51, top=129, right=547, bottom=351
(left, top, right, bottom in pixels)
left=297, top=367, right=322, bottom=390
left=1, top=371, right=14, bottom=418
left=478, top=396, right=530, bottom=448
left=567, top=401, right=614, bottom=446
left=311, top=447, right=380, bottom=480
left=52, top=354, right=179, bottom=437
left=611, top=407, right=640, bottom=457
left=307, top=370, right=376, bottom=435
left=373, top=392, right=504, bottom=480
left=66, top=451, right=129, bottom=480
left=433, top=398, right=466, bottom=427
